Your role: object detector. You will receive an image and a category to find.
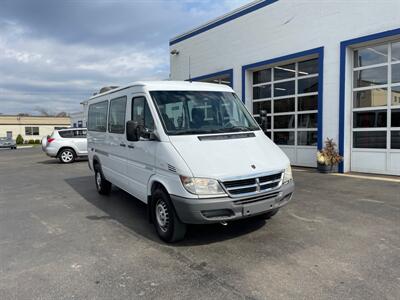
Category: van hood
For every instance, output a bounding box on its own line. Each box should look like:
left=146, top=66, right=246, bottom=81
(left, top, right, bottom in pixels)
left=169, top=131, right=290, bottom=179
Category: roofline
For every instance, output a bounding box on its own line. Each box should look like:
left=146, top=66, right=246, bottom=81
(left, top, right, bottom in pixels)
left=83, top=81, right=234, bottom=103
left=86, top=83, right=145, bottom=102
left=169, top=0, right=278, bottom=46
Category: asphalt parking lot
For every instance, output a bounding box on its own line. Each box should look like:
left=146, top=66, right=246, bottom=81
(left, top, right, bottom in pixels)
left=0, top=148, right=399, bottom=300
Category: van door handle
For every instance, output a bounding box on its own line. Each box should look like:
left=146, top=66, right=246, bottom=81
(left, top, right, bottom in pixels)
left=120, top=143, right=126, bottom=147
left=128, top=145, right=135, bottom=149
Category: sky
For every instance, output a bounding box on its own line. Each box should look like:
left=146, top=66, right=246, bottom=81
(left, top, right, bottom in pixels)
left=0, top=0, right=251, bottom=115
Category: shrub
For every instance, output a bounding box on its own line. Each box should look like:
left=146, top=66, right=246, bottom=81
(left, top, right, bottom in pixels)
left=28, top=139, right=35, bottom=144
left=16, top=134, right=24, bottom=145
left=34, top=139, right=41, bottom=144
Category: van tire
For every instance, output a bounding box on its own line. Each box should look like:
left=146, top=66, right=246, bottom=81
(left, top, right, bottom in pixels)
left=94, top=164, right=112, bottom=195
left=59, top=148, right=76, bottom=163
left=258, top=208, right=279, bottom=220
left=152, top=189, right=186, bottom=243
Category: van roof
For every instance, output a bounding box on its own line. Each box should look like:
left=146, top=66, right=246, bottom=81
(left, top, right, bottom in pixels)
left=85, top=81, right=234, bottom=102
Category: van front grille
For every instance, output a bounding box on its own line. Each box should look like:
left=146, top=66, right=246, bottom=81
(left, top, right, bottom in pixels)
left=222, top=172, right=283, bottom=197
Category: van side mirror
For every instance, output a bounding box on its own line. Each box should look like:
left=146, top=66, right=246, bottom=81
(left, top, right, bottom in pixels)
left=126, top=120, right=157, bottom=141
left=126, top=120, right=140, bottom=142
left=260, top=110, right=268, bottom=132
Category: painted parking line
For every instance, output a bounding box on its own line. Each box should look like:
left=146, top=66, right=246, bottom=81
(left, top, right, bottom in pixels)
left=292, top=167, right=399, bottom=183
left=331, top=173, right=400, bottom=183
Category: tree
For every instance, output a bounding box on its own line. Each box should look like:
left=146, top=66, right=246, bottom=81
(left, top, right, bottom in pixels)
left=56, top=111, right=68, bottom=117
left=16, top=134, right=24, bottom=145
left=35, top=107, right=50, bottom=116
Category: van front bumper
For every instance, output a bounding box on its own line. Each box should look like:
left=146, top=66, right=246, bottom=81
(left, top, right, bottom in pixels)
left=171, top=181, right=294, bottom=224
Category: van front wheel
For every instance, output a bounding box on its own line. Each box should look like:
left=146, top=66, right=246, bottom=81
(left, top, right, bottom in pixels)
left=152, top=189, right=186, bottom=243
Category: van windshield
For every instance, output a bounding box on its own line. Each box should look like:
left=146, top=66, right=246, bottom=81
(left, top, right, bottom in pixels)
left=150, top=91, right=260, bottom=135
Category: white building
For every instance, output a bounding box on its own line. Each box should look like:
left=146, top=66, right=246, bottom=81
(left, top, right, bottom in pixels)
left=169, top=0, right=400, bottom=176
left=69, top=111, right=86, bottom=128
left=0, top=115, right=70, bottom=141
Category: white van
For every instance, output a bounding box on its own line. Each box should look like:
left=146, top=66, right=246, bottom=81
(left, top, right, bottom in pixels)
left=86, top=81, right=294, bottom=242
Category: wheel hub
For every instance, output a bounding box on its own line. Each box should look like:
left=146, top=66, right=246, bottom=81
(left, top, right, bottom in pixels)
left=155, top=200, right=169, bottom=232
left=61, top=151, right=73, bottom=162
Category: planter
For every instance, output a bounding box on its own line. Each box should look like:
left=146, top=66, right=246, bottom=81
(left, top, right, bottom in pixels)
left=317, top=163, right=337, bottom=173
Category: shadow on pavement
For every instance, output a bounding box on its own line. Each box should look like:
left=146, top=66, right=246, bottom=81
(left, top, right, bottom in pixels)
left=38, top=158, right=88, bottom=165
left=65, top=175, right=267, bottom=246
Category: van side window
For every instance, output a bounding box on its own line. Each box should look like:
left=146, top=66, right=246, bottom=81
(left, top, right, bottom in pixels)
left=88, top=101, right=108, bottom=132
left=132, top=97, right=154, bottom=130
left=108, top=96, right=127, bottom=134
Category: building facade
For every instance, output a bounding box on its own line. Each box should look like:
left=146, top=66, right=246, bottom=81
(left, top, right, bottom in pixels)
left=0, top=116, right=70, bottom=141
left=69, top=111, right=86, bottom=128
left=169, top=0, right=400, bottom=176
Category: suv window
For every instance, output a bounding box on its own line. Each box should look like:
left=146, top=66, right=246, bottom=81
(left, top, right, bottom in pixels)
left=59, top=130, right=73, bottom=138
left=108, top=96, right=127, bottom=134
left=88, top=101, right=108, bottom=132
left=74, top=130, right=87, bottom=138
left=132, top=96, right=154, bottom=130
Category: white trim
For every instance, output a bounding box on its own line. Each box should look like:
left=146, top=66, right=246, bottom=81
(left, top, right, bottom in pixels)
left=353, top=84, right=388, bottom=92
left=353, top=62, right=389, bottom=71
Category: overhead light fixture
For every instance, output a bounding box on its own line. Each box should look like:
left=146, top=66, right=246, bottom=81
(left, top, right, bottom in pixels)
left=170, top=49, right=180, bottom=55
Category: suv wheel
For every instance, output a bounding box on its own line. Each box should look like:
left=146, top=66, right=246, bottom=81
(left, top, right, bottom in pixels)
left=152, top=189, right=186, bottom=243
left=94, top=164, right=111, bottom=195
left=59, top=149, right=76, bottom=163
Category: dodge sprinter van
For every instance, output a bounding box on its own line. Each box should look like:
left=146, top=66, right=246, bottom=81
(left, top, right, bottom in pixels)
left=86, top=81, right=294, bottom=242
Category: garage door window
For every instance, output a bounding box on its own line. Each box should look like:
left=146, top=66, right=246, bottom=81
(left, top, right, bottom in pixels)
left=252, top=58, right=319, bottom=146
left=352, top=40, right=400, bottom=149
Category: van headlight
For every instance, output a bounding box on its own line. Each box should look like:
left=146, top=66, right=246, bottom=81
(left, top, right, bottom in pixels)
left=283, top=165, right=293, bottom=184
left=180, top=176, right=225, bottom=195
